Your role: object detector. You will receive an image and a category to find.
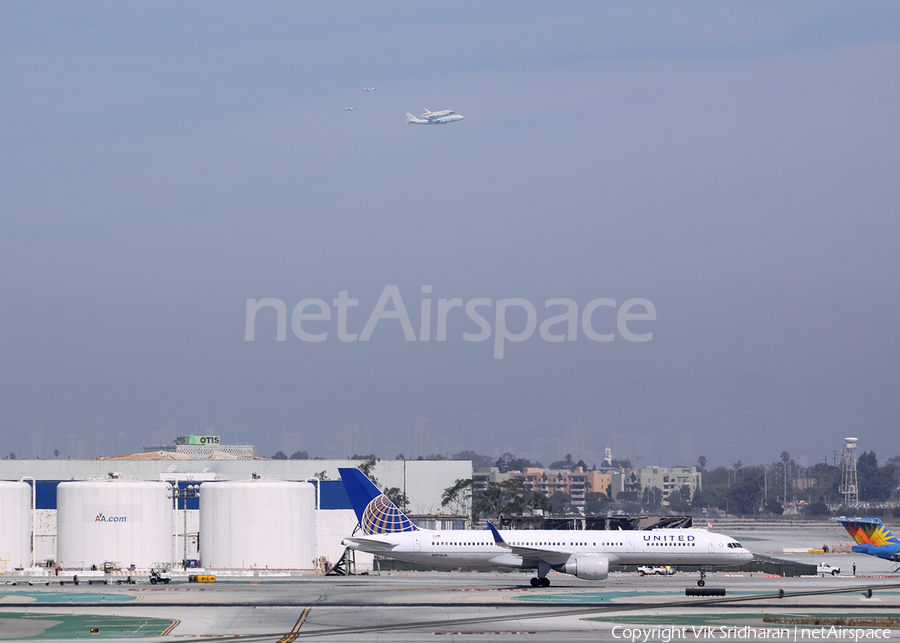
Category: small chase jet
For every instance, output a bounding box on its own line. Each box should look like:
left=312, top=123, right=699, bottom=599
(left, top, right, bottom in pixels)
left=406, top=107, right=464, bottom=125
left=837, top=517, right=900, bottom=569
left=338, top=468, right=752, bottom=587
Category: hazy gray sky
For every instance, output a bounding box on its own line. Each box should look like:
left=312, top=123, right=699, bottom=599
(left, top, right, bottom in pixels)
left=2, top=2, right=899, bottom=467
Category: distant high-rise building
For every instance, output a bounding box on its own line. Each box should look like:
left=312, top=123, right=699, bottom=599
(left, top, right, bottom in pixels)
left=281, top=433, right=300, bottom=457
left=114, top=431, right=129, bottom=457
left=635, top=436, right=653, bottom=464
left=432, top=432, right=451, bottom=458
left=679, top=433, right=694, bottom=465
left=608, top=432, right=633, bottom=462
left=530, top=438, right=559, bottom=466
left=338, top=423, right=356, bottom=458
left=562, top=425, right=585, bottom=457
left=353, top=425, right=372, bottom=456
left=65, top=434, right=77, bottom=459
left=30, top=425, right=44, bottom=459
left=408, top=417, right=432, bottom=457
left=87, top=418, right=108, bottom=458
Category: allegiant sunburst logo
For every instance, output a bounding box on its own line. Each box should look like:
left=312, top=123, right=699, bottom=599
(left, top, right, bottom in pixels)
left=844, top=519, right=897, bottom=547
left=361, top=495, right=417, bottom=535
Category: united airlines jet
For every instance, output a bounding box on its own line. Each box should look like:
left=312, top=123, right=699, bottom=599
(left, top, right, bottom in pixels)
left=339, top=468, right=752, bottom=587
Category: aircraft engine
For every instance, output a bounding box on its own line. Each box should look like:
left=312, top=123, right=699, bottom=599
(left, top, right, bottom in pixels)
left=563, top=556, right=609, bottom=580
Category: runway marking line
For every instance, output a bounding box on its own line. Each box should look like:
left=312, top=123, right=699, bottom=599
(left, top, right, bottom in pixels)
left=435, top=632, right=536, bottom=636
left=452, top=588, right=527, bottom=592
left=161, top=619, right=181, bottom=636
left=278, top=606, right=311, bottom=643
left=129, top=587, right=206, bottom=592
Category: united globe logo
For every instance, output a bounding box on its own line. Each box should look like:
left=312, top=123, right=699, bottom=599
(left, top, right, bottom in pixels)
left=361, top=495, right=417, bottom=535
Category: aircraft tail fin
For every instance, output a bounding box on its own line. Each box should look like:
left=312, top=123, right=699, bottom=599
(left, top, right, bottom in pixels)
left=836, top=517, right=900, bottom=547
left=338, top=468, right=418, bottom=535
left=486, top=521, right=509, bottom=548
left=406, top=113, right=419, bottom=123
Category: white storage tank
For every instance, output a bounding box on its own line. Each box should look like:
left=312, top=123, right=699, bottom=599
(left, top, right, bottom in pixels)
left=57, top=480, right=173, bottom=569
left=0, top=481, right=31, bottom=570
left=200, top=480, right=315, bottom=569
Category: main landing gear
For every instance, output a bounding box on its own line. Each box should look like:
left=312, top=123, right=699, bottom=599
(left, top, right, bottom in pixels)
left=530, top=561, right=552, bottom=588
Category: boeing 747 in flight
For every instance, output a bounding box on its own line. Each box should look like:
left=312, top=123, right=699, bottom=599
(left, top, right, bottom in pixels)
left=338, top=468, right=752, bottom=587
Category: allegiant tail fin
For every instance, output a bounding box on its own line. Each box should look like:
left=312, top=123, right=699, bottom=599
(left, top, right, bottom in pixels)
left=338, top=468, right=418, bottom=535
left=837, top=517, right=899, bottom=547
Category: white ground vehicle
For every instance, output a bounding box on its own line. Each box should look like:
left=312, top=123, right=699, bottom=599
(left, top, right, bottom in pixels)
left=637, top=565, right=675, bottom=576
left=149, top=564, right=172, bottom=584
left=817, top=562, right=840, bottom=576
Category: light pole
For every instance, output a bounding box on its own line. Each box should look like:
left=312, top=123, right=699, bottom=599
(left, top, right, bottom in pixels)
left=305, top=478, right=321, bottom=573
left=782, top=462, right=788, bottom=514
left=172, top=484, right=200, bottom=568
left=165, top=480, right=177, bottom=565
left=20, top=477, right=35, bottom=568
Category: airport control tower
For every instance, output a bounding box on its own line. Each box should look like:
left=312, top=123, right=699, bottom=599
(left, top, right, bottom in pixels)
left=839, top=437, right=859, bottom=506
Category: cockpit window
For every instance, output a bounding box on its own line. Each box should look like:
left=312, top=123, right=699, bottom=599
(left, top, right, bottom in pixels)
left=727, top=542, right=743, bottom=548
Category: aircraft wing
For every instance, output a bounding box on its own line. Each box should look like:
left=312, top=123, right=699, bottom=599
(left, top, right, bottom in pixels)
left=486, top=522, right=574, bottom=565
left=504, top=544, right=572, bottom=565
left=342, top=536, right=397, bottom=551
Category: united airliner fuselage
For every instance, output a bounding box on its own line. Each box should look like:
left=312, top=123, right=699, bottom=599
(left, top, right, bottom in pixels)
left=338, top=467, right=752, bottom=587
left=344, top=527, right=748, bottom=570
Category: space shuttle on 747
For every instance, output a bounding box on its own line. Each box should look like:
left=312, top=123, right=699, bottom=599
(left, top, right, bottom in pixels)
left=406, top=107, right=464, bottom=125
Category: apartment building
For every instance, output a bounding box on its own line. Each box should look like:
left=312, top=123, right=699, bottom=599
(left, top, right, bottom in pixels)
left=510, top=467, right=588, bottom=507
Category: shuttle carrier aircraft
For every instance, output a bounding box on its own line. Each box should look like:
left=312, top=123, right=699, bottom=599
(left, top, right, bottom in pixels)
left=406, top=107, right=464, bottom=124
left=339, top=468, right=753, bottom=587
